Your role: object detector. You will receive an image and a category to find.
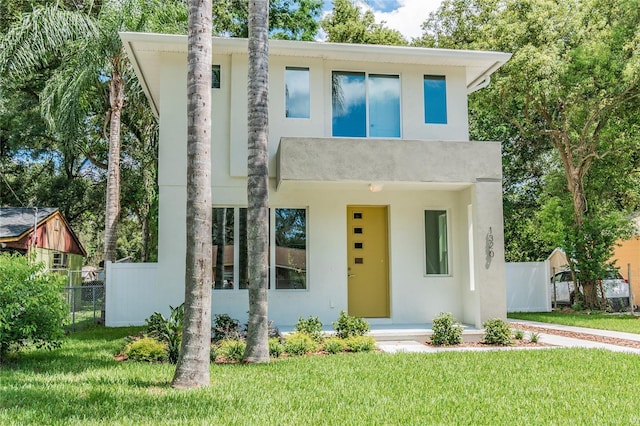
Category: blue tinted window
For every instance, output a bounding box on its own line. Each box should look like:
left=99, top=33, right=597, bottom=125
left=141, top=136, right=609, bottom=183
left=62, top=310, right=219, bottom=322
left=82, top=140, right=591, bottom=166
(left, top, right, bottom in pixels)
left=424, top=75, right=447, bottom=124
left=285, top=67, right=310, bottom=118
left=332, top=71, right=366, bottom=137
left=369, top=74, right=400, bottom=137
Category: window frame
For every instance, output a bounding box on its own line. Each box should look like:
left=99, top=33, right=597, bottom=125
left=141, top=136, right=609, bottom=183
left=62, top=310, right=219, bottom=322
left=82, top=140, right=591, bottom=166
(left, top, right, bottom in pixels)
left=211, top=65, right=221, bottom=89
left=331, top=70, right=402, bottom=138
left=423, top=75, right=448, bottom=124
left=423, top=208, right=452, bottom=276
left=285, top=66, right=311, bottom=119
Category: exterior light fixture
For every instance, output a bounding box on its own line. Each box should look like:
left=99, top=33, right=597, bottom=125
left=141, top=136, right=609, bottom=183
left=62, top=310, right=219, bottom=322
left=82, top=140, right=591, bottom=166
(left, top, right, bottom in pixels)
left=369, top=183, right=383, bottom=193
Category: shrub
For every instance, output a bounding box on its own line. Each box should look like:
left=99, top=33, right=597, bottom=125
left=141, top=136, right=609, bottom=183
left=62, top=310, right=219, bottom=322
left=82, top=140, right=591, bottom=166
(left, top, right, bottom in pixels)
left=213, top=314, right=242, bottom=342
left=214, top=339, right=246, bottom=362
left=284, top=332, right=318, bottom=356
left=346, top=336, right=376, bottom=353
left=294, top=316, right=324, bottom=342
left=0, top=253, right=68, bottom=363
left=144, top=304, right=183, bottom=364
left=322, top=337, right=347, bottom=354
left=268, top=337, right=284, bottom=358
left=483, top=318, right=512, bottom=345
left=529, top=332, right=540, bottom=343
left=514, top=329, right=524, bottom=340
left=430, top=312, right=463, bottom=346
left=124, top=337, right=167, bottom=362
left=332, top=311, right=370, bottom=339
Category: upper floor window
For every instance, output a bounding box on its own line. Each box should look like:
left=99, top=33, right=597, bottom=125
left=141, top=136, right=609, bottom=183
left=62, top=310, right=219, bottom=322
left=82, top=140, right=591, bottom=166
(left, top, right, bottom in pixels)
left=285, top=67, right=310, bottom=118
left=212, top=65, right=221, bottom=89
left=423, top=75, right=447, bottom=124
left=332, top=71, right=400, bottom=138
left=425, top=210, right=449, bottom=275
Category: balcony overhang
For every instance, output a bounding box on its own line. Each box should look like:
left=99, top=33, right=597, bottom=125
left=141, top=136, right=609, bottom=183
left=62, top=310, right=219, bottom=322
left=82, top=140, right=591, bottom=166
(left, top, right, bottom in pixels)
left=276, top=137, right=502, bottom=190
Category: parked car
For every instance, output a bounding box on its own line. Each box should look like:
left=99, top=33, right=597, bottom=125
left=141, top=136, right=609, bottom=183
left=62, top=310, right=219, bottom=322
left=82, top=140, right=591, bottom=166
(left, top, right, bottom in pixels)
left=549, top=269, right=630, bottom=310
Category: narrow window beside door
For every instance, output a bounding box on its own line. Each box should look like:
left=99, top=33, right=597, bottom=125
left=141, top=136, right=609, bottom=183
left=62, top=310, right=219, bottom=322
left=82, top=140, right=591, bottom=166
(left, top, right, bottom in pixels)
left=425, top=210, right=449, bottom=275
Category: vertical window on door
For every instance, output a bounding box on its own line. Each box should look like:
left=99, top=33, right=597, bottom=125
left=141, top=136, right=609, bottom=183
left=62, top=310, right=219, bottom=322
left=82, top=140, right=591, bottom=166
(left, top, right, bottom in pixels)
left=285, top=67, right=310, bottom=118
left=425, top=210, right=449, bottom=275
left=423, top=75, right=447, bottom=124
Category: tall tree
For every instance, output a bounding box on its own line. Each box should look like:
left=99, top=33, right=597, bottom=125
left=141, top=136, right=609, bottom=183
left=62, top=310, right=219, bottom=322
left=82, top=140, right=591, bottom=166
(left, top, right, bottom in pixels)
left=171, top=0, right=213, bottom=389
left=321, top=0, right=407, bottom=45
left=244, top=0, right=270, bottom=363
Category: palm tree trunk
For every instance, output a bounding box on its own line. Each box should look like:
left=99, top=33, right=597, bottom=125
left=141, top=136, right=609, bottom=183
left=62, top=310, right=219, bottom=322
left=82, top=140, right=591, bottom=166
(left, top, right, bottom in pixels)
left=244, top=0, right=270, bottom=363
left=104, top=65, right=124, bottom=263
left=172, top=0, right=212, bottom=389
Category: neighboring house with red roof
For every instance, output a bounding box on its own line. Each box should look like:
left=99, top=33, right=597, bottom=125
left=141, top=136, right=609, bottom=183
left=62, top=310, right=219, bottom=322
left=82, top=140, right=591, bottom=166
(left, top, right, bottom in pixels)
left=0, top=207, right=86, bottom=284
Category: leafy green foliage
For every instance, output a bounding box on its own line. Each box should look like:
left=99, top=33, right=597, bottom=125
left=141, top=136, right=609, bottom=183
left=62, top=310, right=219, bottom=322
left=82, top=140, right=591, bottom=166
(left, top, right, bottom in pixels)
left=268, top=337, right=284, bottom=358
left=345, top=336, right=376, bottom=353
left=214, top=339, right=246, bottom=362
left=483, top=318, right=512, bottom=345
left=514, top=329, right=524, bottom=340
left=294, top=316, right=323, bottom=342
left=212, top=314, right=242, bottom=342
left=284, top=332, right=318, bottom=356
left=144, top=304, right=183, bottom=364
left=123, top=337, right=167, bottom=362
left=0, top=253, right=68, bottom=362
left=322, top=337, right=347, bottom=354
left=332, top=311, right=370, bottom=339
left=430, top=312, right=463, bottom=346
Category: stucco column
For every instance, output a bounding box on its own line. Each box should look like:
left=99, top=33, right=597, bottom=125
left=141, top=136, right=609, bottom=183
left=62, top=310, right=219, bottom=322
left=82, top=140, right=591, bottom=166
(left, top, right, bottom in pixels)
left=470, top=178, right=507, bottom=328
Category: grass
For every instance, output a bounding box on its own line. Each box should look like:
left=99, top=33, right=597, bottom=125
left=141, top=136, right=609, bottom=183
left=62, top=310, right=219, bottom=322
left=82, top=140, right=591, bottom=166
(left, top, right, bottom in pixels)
left=508, top=311, right=640, bottom=334
left=2, top=327, right=640, bottom=424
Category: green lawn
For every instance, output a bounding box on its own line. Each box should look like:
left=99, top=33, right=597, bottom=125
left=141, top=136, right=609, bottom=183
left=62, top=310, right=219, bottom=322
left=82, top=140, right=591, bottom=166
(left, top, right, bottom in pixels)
left=508, top=311, right=640, bottom=334
left=2, top=327, right=640, bottom=425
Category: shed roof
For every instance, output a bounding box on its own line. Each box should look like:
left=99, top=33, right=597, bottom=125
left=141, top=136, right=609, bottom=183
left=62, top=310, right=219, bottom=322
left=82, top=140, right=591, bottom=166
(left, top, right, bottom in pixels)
left=0, top=207, right=59, bottom=239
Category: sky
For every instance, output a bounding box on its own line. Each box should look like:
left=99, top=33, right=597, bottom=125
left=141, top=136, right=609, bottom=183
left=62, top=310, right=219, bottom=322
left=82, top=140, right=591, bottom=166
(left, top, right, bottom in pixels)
left=322, top=0, right=444, bottom=41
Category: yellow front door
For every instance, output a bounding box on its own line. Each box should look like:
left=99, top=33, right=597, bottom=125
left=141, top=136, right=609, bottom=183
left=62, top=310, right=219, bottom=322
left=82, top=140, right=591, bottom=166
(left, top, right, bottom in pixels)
left=347, top=206, right=389, bottom=318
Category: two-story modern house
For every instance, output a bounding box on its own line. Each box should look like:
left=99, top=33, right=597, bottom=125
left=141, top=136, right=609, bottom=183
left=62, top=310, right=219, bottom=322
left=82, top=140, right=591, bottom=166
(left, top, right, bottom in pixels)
left=121, top=32, right=511, bottom=328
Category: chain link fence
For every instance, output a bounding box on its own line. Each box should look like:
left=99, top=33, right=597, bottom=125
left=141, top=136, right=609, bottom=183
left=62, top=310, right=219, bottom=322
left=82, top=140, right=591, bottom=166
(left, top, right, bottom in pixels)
left=58, top=270, right=104, bottom=331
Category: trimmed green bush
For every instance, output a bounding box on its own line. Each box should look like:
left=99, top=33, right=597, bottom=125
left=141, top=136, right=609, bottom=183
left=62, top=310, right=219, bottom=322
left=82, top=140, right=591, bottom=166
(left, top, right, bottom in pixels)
left=346, top=336, right=376, bottom=353
left=514, top=329, right=524, bottom=340
left=0, top=253, right=68, bottom=362
left=483, top=318, right=512, bottom=345
left=430, top=312, right=463, bottom=346
left=212, top=314, right=242, bottom=342
left=214, top=339, right=246, bottom=362
left=144, top=304, right=183, bottom=364
left=322, top=337, right=347, bottom=354
left=268, top=337, right=284, bottom=358
left=284, top=332, right=318, bottom=356
left=294, top=316, right=323, bottom=342
left=332, top=311, right=370, bottom=339
left=124, top=337, right=167, bottom=362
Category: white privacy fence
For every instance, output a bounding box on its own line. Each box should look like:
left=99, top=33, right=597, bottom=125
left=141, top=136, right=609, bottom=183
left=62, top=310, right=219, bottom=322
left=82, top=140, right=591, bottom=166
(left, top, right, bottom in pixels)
left=505, top=261, right=552, bottom=313
left=105, top=261, right=159, bottom=327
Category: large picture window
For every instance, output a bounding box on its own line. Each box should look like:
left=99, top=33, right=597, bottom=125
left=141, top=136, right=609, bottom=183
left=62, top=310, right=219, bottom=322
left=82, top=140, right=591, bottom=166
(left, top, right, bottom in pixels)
left=425, top=210, right=449, bottom=275
left=212, top=207, right=306, bottom=290
left=285, top=67, right=310, bottom=118
left=332, top=71, right=400, bottom=138
left=423, top=75, right=447, bottom=124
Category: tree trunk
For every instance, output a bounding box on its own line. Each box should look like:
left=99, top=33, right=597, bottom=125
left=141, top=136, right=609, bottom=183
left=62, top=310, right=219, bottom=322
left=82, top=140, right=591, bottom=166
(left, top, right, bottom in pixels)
left=172, top=0, right=212, bottom=389
left=244, top=0, right=270, bottom=363
left=104, top=66, right=124, bottom=263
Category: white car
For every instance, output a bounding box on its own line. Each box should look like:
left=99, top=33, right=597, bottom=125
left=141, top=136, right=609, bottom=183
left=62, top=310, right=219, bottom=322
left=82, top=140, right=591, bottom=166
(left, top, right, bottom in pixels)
left=550, top=269, right=630, bottom=309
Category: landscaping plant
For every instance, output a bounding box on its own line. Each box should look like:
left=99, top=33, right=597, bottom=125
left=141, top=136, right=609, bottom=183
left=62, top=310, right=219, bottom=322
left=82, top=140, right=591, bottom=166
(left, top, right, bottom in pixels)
left=483, top=318, right=513, bottom=345
left=123, top=337, right=167, bottom=362
left=430, top=312, right=463, bottom=345
left=144, top=304, right=183, bottom=364
left=332, top=311, right=370, bottom=339
left=322, top=337, right=347, bottom=354
left=0, top=253, right=68, bottom=363
left=284, top=332, right=318, bottom=356
left=346, top=336, right=376, bottom=353
left=295, top=316, right=324, bottom=342
left=212, top=314, right=243, bottom=342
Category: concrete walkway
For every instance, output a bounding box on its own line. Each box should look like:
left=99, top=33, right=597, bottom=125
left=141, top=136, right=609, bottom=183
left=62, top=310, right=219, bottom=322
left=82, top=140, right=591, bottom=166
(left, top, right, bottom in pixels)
left=376, top=320, right=640, bottom=355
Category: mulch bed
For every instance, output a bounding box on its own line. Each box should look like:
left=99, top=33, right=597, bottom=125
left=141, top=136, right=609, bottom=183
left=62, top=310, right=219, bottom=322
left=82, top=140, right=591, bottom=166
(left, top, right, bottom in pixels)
left=510, top=322, right=640, bottom=350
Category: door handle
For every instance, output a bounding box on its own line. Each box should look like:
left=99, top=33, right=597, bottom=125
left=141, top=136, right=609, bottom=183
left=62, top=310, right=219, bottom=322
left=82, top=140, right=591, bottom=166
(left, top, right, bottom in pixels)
left=348, top=274, right=355, bottom=278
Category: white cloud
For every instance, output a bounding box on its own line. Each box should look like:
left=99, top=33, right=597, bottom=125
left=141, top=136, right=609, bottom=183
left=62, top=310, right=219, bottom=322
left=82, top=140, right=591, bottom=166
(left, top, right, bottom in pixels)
left=364, top=0, right=443, bottom=41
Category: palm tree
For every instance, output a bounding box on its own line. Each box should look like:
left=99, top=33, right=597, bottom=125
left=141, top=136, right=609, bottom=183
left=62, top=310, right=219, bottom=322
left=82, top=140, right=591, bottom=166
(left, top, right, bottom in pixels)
left=0, top=1, right=150, bottom=264
left=244, top=0, right=270, bottom=363
left=171, top=0, right=213, bottom=388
